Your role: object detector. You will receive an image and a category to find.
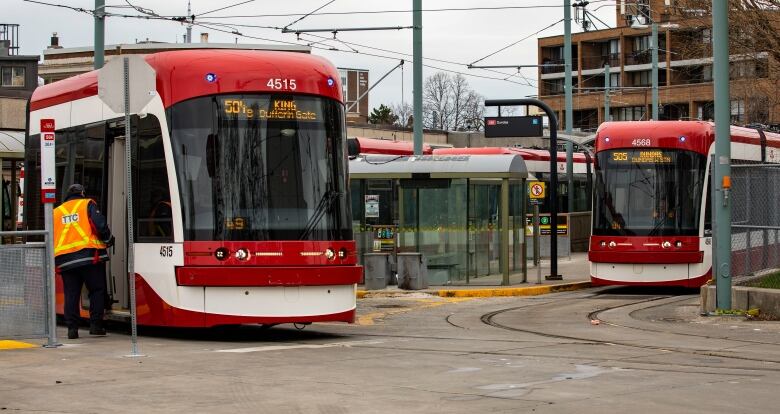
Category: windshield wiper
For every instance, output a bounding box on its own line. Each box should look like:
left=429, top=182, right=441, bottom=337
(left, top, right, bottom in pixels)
left=299, top=189, right=342, bottom=240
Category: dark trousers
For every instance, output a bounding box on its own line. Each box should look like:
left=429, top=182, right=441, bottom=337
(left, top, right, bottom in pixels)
left=60, top=263, right=107, bottom=328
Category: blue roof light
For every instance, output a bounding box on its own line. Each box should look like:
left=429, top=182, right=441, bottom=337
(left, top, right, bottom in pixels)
left=205, top=73, right=217, bottom=83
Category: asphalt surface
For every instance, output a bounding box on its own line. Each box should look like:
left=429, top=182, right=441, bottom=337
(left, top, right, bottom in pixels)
left=2, top=286, right=780, bottom=413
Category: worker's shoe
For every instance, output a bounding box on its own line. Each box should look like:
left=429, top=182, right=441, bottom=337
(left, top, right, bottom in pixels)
left=89, top=322, right=106, bottom=336
left=67, top=327, right=79, bottom=340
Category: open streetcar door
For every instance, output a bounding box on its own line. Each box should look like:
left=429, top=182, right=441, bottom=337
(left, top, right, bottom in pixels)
left=106, top=124, right=129, bottom=310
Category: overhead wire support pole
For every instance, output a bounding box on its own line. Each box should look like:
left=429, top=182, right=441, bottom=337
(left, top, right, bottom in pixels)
left=564, top=0, right=575, bottom=219
left=712, top=0, right=731, bottom=310
left=651, top=21, right=659, bottom=120
left=413, top=0, right=423, bottom=156
left=346, top=60, right=405, bottom=113
left=94, top=0, right=105, bottom=69
left=604, top=65, right=610, bottom=121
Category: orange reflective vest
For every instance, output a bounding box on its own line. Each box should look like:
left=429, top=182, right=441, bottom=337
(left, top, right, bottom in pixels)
left=53, top=199, right=106, bottom=257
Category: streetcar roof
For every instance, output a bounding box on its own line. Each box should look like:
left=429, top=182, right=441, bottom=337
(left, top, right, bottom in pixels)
left=30, top=49, right=342, bottom=111
left=595, top=121, right=780, bottom=153
left=349, top=154, right=528, bottom=179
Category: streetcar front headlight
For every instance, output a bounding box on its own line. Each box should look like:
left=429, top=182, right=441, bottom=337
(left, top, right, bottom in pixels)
left=325, top=248, right=336, bottom=260
left=235, top=248, right=250, bottom=261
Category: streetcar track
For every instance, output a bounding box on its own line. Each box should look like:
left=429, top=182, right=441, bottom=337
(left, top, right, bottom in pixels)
left=479, top=297, right=780, bottom=365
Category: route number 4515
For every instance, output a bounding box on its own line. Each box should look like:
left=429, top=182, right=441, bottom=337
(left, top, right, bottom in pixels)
left=632, top=138, right=651, bottom=147
left=267, top=78, right=297, bottom=90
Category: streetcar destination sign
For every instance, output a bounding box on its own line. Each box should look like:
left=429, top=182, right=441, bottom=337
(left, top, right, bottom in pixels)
left=484, top=115, right=543, bottom=138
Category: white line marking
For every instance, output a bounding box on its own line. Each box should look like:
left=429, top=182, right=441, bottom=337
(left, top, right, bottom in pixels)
left=214, top=340, right=384, bottom=353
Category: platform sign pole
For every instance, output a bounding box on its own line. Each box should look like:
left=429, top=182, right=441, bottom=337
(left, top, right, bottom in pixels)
left=40, top=119, right=60, bottom=348
left=122, top=57, right=142, bottom=357
left=534, top=204, right=541, bottom=285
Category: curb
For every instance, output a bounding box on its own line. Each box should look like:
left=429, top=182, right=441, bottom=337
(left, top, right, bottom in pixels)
left=357, top=281, right=591, bottom=299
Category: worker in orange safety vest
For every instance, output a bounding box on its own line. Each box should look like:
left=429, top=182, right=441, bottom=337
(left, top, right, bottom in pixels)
left=53, top=184, right=114, bottom=340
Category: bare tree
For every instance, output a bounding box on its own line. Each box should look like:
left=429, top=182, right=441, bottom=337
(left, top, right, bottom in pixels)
left=674, top=0, right=780, bottom=124
left=423, top=72, right=454, bottom=130
left=422, top=72, right=485, bottom=131
left=391, top=101, right=413, bottom=128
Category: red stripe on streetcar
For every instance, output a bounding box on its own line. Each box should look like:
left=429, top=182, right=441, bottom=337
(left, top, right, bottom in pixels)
left=591, top=271, right=712, bottom=288
left=176, top=265, right=362, bottom=287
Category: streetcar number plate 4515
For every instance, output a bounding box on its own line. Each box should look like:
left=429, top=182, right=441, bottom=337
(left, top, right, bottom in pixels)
left=632, top=139, right=651, bottom=147
left=267, top=78, right=297, bottom=90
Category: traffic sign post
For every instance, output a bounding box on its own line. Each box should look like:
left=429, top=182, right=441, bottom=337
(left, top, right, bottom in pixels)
left=528, top=181, right=545, bottom=284
left=98, top=55, right=156, bottom=358
left=40, top=119, right=60, bottom=348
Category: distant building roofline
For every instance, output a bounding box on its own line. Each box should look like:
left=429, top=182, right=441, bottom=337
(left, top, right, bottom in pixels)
left=42, top=42, right=310, bottom=57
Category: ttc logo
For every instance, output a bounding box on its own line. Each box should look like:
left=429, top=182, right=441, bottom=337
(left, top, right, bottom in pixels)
left=61, top=214, right=80, bottom=225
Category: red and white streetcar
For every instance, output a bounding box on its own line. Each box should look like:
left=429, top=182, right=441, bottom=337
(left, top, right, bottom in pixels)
left=589, top=121, right=780, bottom=287
left=25, top=49, right=361, bottom=327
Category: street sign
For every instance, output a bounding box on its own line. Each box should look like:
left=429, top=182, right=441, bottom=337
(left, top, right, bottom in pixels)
left=98, top=55, right=157, bottom=114
left=484, top=115, right=543, bottom=138
left=528, top=181, right=545, bottom=204
left=39, top=119, right=56, bottom=204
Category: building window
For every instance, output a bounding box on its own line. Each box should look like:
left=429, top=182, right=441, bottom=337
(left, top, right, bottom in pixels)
left=614, top=106, right=646, bottom=121
left=631, top=70, right=652, bottom=87
left=730, top=99, right=745, bottom=124
left=338, top=69, right=348, bottom=103
left=1, top=66, right=25, bottom=87
left=546, top=79, right=564, bottom=95
left=633, top=36, right=651, bottom=53
left=609, top=73, right=621, bottom=88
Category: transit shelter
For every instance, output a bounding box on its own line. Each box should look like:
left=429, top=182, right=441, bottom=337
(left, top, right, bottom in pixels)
left=350, top=154, right=529, bottom=285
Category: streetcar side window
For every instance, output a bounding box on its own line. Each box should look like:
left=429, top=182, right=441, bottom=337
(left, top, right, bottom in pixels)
left=133, top=115, right=173, bottom=243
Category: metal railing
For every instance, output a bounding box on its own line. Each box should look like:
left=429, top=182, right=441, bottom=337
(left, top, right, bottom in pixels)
left=0, top=230, right=58, bottom=346
left=730, top=164, right=780, bottom=279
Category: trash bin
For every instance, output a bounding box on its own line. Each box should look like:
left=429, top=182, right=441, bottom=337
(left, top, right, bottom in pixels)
left=363, top=253, right=391, bottom=290
left=397, top=252, right=428, bottom=290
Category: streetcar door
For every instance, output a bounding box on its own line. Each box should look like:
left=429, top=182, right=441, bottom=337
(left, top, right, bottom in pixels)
left=107, top=135, right=129, bottom=310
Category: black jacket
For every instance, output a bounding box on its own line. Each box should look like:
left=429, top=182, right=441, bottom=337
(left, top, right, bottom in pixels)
left=55, top=194, right=113, bottom=272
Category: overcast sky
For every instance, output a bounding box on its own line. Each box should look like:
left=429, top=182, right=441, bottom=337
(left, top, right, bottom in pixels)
left=7, top=0, right=616, bottom=112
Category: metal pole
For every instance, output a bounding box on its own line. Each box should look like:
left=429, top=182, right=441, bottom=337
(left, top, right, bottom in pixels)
left=123, top=57, right=141, bottom=357
left=186, top=0, right=192, bottom=43
left=651, top=22, right=659, bottom=120
left=94, top=0, right=105, bottom=70
left=534, top=204, right=541, bottom=284
left=412, top=0, right=423, bottom=155
left=604, top=65, right=610, bottom=121
left=501, top=178, right=510, bottom=285
left=564, top=0, right=574, bottom=213
left=713, top=0, right=731, bottom=310
left=346, top=61, right=404, bottom=113
left=43, top=205, right=58, bottom=347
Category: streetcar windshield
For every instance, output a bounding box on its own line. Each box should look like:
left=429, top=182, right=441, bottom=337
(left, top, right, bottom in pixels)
left=168, top=94, right=351, bottom=241
left=593, top=149, right=706, bottom=236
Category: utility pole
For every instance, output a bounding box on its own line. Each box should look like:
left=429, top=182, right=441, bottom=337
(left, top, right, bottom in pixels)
left=651, top=21, right=659, bottom=120
left=412, top=0, right=423, bottom=155
left=604, top=65, right=610, bottom=120
left=712, top=0, right=731, bottom=309
left=186, top=0, right=192, bottom=43
left=94, top=0, right=105, bottom=69
left=564, top=0, right=574, bottom=215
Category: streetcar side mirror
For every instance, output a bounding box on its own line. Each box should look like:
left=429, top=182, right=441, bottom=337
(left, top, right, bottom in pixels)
left=206, top=133, right=218, bottom=178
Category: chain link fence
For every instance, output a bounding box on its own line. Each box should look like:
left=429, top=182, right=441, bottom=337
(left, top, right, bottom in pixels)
left=730, top=164, right=780, bottom=279
left=0, top=231, right=55, bottom=343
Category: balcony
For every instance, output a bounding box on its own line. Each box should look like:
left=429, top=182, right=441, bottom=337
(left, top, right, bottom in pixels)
left=539, top=58, right=576, bottom=74
left=624, top=50, right=652, bottom=66
left=580, top=53, right=620, bottom=71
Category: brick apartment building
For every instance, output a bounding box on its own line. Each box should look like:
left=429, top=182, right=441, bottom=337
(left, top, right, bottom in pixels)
left=538, top=0, right=780, bottom=132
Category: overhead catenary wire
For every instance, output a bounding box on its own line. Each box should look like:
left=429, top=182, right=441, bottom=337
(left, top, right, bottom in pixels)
left=283, top=0, right=336, bottom=30
left=196, top=0, right=257, bottom=17
left=23, top=0, right=604, bottom=90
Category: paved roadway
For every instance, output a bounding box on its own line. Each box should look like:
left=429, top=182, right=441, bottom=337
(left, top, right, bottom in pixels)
left=2, top=287, right=780, bottom=413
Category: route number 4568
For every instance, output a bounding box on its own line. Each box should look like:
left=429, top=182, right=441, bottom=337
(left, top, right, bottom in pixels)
left=632, top=138, right=651, bottom=147
left=267, top=78, right=297, bottom=90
